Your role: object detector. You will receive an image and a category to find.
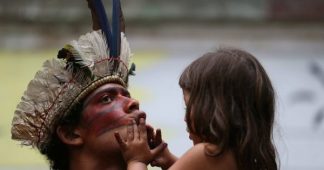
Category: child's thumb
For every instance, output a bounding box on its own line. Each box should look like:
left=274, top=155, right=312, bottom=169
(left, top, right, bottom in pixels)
left=151, top=142, right=168, bottom=158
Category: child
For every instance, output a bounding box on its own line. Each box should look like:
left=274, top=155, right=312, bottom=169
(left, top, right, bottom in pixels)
left=114, top=47, right=278, bottom=170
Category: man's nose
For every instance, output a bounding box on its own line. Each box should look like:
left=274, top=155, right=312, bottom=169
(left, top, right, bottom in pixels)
left=124, top=98, right=139, bottom=113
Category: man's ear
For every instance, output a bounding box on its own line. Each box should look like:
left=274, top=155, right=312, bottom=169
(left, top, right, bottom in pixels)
left=56, top=125, right=83, bottom=146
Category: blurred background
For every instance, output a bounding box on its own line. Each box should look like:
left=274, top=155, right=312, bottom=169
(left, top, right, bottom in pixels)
left=1, top=0, right=324, bottom=169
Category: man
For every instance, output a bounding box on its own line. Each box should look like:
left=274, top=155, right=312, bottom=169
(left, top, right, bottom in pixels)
left=11, top=0, right=164, bottom=169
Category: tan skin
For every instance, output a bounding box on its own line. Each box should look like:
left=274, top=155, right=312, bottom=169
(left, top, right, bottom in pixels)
left=56, top=83, right=165, bottom=170
left=115, top=89, right=237, bottom=170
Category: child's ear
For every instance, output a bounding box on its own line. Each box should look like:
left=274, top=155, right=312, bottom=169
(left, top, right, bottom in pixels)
left=56, top=125, right=83, bottom=146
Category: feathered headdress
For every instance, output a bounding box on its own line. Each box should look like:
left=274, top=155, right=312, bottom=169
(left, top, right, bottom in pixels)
left=11, top=0, right=135, bottom=149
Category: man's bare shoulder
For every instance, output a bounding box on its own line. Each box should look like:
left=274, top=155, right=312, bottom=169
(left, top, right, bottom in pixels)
left=169, top=143, right=237, bottom=170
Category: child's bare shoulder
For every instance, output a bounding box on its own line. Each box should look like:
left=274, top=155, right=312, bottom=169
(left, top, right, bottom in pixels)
left=169, top=143, right=237, bottom=170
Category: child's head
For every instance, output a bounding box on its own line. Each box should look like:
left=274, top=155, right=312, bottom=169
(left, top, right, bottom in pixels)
left=179, top=47, right=277, bottom=170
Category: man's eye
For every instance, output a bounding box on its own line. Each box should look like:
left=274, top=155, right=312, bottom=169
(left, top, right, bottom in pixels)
left=101, top=95, right=113, bottom=104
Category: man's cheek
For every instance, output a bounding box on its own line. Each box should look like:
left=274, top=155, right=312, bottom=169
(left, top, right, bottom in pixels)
left=91, top=111, right=129, bottom=136
left=113, top=117, right=130, bottom=127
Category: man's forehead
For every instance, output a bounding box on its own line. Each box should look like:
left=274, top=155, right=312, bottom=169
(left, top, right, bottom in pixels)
left=84, top=83, right=129, bottom=102
left=95, top=83, right=127, bottom=92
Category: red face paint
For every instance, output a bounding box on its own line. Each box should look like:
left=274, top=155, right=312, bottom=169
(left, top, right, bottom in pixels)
left=80, top=83, right=137, bottom=136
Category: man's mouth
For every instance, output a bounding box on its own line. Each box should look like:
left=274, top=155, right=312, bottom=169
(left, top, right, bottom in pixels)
left=96, top=111, right=147, bottom=136
left=129, top=110, right=146, bottom=125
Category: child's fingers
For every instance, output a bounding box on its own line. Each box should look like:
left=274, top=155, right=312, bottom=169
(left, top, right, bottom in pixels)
left=133, top=119, right=139, bottom=140
left=146, top=125, right=155, bottom=148
left=139, top=118, right=147, bottom=141
left=155, top=129, right=162, bottom=145
left=151, top=142, right=168, bottom=158
left=114, top=132, right=126, bottom=149
left=150, top=160, right=158, bottom=167
left=127, top=120, right=134, bottom=140
left=146, top=124, right=154, bottom=140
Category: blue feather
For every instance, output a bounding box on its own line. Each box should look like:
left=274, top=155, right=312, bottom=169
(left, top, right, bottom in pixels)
left=92, top=0, right=113, bottom=50
left=112, top=0, right=121, bottom=57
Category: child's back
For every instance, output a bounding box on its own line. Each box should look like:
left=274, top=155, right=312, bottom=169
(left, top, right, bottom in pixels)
left=169, top=143, right=237, bottom=170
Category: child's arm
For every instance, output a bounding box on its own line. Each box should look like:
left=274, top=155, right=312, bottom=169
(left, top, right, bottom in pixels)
left=146, top=123, right=178, bottom=169
left=151, top=146, right=178, bottom=170
left=146, top=127, right=178, bottom=169
left=114, top=118, right=167, bottom=170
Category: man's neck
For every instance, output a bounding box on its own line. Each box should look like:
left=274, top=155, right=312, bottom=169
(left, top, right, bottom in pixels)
left=69, top=150, right=127, bottom=170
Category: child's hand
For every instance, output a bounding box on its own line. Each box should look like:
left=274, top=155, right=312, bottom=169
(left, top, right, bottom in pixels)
left=146, top=125, right=162, bottom=149
left=146, top=126, right=178, bottom=169
left=150, top=146, right=178, bottom=170
left=114, top=118, right=167, bottom=168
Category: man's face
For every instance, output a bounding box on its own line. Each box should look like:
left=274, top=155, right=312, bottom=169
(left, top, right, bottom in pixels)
left=78, top=83, right=146, bottom=155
